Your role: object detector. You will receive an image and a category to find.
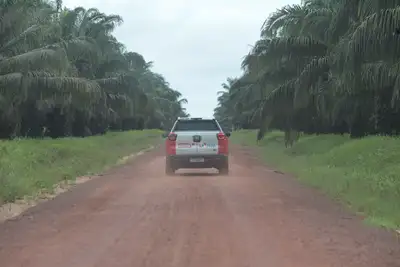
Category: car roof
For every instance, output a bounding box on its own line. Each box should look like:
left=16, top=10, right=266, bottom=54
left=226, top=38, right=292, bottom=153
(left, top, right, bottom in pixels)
left=177, top=117, right=216, bottom=121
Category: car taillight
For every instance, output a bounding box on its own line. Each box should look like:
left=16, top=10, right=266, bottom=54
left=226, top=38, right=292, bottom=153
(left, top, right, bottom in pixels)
left=217, top=132, right=228, bottom=154
left=166, top=132, right=177, bottom=155
left=216, top=132, right=226, bottom=140
left=168, top=133, right=177, bottom=141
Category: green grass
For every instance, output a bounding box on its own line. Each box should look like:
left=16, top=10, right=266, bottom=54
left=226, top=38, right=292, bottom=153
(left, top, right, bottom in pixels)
left=232, top=130, right=400, bottom=229
left=0, top=130, right=162, bottom=204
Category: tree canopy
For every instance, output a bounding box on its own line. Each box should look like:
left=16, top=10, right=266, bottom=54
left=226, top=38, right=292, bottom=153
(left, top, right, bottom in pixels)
left=214, top=0, right=400, bottom=141
left=0, top=0, right=188, bottom=138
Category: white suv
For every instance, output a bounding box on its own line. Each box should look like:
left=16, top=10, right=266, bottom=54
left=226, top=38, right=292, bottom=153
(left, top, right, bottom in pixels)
left=163, top=117, right=231, bottom=175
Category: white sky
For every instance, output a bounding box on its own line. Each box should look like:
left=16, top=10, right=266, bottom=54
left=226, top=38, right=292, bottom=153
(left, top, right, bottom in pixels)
left=63, top=0, right=298, bottom=117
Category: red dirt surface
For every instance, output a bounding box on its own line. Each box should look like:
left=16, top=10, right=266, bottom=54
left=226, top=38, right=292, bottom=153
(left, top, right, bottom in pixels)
left=0, top=146, right=399, bottom=267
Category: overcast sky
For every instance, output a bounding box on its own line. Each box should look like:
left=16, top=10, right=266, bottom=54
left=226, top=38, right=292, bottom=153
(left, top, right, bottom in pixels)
left=63, top=0, right=297, bottom=117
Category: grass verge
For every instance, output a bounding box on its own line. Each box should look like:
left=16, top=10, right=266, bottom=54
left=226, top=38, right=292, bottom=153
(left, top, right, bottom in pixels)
left=0, top=130, right=162, bottom=204
left=232, top=130, right=400, bottom=229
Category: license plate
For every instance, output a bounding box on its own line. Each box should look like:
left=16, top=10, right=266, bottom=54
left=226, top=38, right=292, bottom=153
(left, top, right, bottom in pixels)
left=190, top=157, right=204, bottom=163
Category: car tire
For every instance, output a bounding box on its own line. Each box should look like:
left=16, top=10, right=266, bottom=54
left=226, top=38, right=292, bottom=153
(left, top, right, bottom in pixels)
left=218, top=159, right=229, bottom=175
left=165, top=157, right=175, bottom=175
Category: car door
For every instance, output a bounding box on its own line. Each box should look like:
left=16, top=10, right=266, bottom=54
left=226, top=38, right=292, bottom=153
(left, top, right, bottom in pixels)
left=175, top=131, right=198, bottom=155
left=196, top=131, right=219, bottom=155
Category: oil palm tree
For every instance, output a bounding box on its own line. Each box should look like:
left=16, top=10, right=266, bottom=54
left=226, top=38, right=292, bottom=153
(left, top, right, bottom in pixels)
left=0, top=0, right=188, bottom=138
left=215, top=0, right=400, bottom=143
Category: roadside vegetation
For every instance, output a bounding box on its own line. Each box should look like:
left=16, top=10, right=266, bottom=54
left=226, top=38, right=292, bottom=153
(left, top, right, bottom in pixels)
left=0, top=130, right=162, bottom=205
left=232, top=130, right=400, bottom=229
left=215, top=0, right=400, bottom=229
left=0, top=1, right=186, bottom=204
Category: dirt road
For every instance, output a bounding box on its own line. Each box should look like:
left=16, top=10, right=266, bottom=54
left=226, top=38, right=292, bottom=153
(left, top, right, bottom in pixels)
left=0, top=146, right=399, bottom=267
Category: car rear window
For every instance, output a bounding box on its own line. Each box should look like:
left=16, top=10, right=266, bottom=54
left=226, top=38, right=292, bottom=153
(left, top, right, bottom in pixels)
left=173, top=120, right=220, bottom=131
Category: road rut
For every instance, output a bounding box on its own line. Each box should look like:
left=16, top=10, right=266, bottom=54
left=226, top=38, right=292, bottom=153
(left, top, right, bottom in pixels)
left=0, top=146, right=399, bottom=267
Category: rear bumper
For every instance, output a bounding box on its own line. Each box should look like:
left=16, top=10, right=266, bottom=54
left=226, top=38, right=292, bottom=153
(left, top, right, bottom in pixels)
left=167, top=154, right=228, bottom=169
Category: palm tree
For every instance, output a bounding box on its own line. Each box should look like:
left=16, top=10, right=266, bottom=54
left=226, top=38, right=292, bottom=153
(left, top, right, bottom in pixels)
left=214, top=0, right=400, bottom=144
left=0, top=0, right=188, bottom=138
